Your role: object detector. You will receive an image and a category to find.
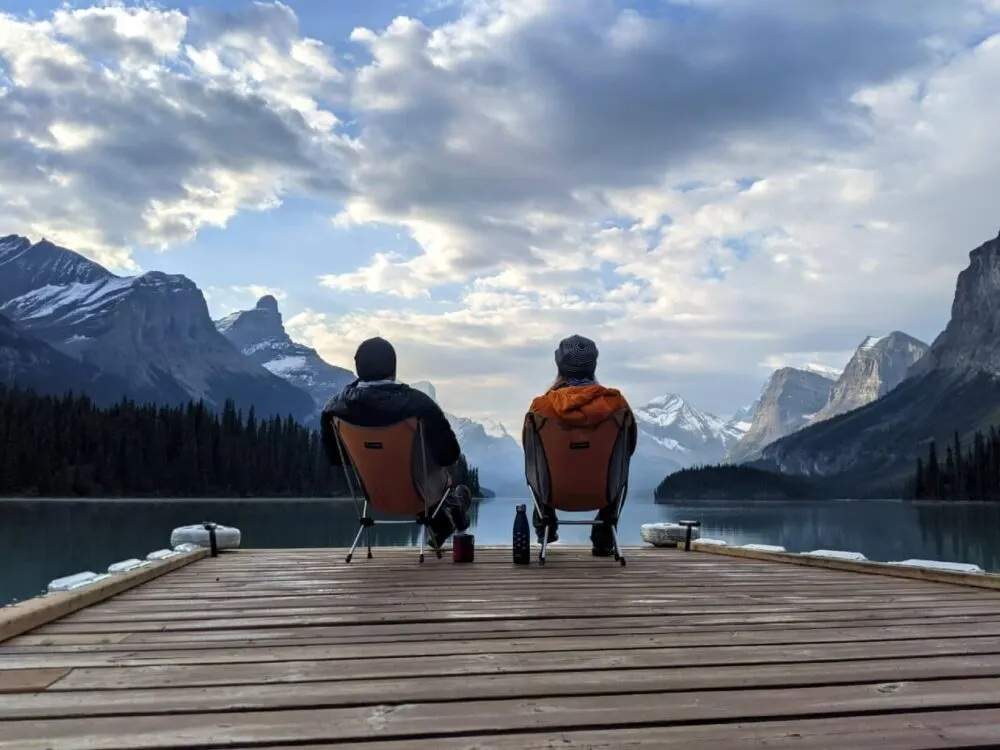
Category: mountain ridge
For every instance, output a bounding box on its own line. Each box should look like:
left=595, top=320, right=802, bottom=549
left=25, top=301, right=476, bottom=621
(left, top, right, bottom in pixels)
left=754, top=230, right=1000, bottom=493
left=0, top=235, right=314, bottom=420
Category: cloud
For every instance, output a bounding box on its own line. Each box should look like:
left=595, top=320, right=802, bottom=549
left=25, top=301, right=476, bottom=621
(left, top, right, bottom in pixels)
left=0, top=1, right=351, bottom=267
left=4, top=0, right=1000, bottom=423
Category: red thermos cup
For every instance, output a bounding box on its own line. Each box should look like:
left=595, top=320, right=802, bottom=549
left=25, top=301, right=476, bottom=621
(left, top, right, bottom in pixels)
left=453, top=533, right=475, bottom=563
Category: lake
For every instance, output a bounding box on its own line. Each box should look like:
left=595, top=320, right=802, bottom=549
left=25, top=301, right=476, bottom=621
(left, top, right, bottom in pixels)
left=3, top=494, right=1000, bottom=605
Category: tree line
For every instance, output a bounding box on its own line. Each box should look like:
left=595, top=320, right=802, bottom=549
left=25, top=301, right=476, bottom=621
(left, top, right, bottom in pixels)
left=0, top=386, right=481, bottom=498
left=654, top=463, right=826, bottom=500
left=908, top=428, right=1000, bottom=501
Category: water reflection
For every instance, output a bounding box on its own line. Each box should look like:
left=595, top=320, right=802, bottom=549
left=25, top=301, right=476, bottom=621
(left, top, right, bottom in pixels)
left=3, top=495, right=1000, bottom=604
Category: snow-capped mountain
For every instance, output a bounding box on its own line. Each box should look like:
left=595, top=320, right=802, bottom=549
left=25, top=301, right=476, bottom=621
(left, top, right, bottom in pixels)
left=215, top=296, right=354, bottom=422
left=0, top=235, right=313, bottom=420
left=630, top=394, right=749, bottom=490
left=727, top=400, right=760, bottom=432
left=412, top=381, right=524, bottom=493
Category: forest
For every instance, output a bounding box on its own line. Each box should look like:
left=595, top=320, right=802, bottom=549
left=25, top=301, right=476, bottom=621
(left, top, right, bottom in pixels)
left=907, top=429, right=1000, bottom=501
left=654, top=463, right=826, bottom=500
left=0, top=386, right=481, bottom=498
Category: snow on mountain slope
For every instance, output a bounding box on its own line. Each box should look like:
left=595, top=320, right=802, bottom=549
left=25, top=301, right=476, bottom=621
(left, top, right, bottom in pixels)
left=630, top=393, right=748, bottom=489
left=0, top=235, right=313, bottom=420
left=215, top=296, right=354, bottom=421
left=411, top=380, right=524, bottom=493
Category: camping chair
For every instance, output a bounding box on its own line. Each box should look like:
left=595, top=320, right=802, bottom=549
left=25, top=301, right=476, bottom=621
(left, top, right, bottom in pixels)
left=329, top=416, right=452, bottom=564
left=523, top=409, right=634, bottom=566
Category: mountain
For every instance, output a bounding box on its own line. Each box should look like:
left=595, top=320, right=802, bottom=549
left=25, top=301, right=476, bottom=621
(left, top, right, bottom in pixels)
left=728, top=400, right=760, bottom=432
left=411, top=381, right=525, bottom=494
left=0, top=312, right=130, bottom=403
left=756, top=230, right=1000, bottom=493
left=726, top=368, right=836, bottom=463
left=630, top=394, right=748, bottom=490
left=0, top=235, right=314, bottom=420
left=809, top=332, right=928, bottom=423
left=215, top=296, right=354, bottom=421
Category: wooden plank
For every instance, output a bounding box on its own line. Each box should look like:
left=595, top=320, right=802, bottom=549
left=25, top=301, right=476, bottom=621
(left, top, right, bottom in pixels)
left=691, top=542, right=1000, bottom=591
left=0, top=667, right=69, bottom=693
left=38, top=600, right=1000, bottom=633
left=89, top=586, right=989, bottom=614
left=3, top=633, right=131, bottom=647
left=9, top=621, right=1000, bottom=668
left=11, top=614, right=1000, bottom=653
left=70, top=594, right=993, bottom=624
left=102, top=580, right=968, bottom=603
left=0, top=549, right=208, bottom=644
left=46, top=635, right=1000, bottom=690
left=6, top=677, right=1000, bottom=748
left=252, top=710, right=1000, bottom=750
left=5, top=652, right=1000, bottom=719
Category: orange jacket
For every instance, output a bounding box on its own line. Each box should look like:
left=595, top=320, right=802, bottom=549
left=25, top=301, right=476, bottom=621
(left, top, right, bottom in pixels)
left=527, top=383, right=638, bottom=455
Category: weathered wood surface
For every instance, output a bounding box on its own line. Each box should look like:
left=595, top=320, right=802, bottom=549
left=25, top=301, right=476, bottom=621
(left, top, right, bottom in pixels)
left=2, top=546, right=1000, bottom=749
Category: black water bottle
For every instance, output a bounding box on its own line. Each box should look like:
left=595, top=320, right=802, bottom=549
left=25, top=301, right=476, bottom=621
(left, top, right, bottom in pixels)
left=513, top=504, right=530, bottom=565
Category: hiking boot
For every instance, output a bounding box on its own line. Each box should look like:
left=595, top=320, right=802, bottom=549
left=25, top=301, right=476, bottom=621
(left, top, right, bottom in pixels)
left=447, top=484, right=473, bottom=534
left=424, top=507, right=456, bottom=551
left=532, top=507, right=559, bottom=544
left=591, top=516, right=616, bottom=557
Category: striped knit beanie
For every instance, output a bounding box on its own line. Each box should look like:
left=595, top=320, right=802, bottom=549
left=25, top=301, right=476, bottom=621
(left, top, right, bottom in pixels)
left=555, top=335, right=598, bottom=377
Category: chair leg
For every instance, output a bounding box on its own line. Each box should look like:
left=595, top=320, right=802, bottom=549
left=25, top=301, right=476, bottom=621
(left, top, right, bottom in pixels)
left=418, top=522, right=426, bottom=564
left=345, top=524, right=365, bottom=564
left=366, top=526, right=373, bottom=559
left=539, top=521, right=549, bottom=566
left=611, top=524, right=626, bottom=567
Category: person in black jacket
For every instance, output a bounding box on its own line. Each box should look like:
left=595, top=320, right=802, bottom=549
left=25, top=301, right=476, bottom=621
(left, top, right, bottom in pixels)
left=321, top=336, right=471, bottom=549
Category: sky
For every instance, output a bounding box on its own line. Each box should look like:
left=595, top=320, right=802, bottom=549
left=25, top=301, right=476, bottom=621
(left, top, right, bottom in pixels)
left=2, top=0, right=1000, bottom=430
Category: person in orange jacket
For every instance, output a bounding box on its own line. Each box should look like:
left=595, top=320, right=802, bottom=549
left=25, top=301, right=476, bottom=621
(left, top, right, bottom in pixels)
left=525, top=334, right=638, bottom=556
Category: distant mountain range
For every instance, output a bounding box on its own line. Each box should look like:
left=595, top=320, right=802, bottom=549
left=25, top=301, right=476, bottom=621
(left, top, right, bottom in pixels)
left=751, top=230, right=1000, bottom=494
left=5, top=228, right=994, bottom=499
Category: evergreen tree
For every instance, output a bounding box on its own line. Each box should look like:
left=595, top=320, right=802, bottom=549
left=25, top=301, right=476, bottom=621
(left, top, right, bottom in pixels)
left=907, top=427, right=1000, bottom=502
left=0, top=385, right=482, bottom=499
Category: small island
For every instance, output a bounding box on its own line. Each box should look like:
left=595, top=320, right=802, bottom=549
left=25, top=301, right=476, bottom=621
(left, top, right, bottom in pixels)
left=654, top=464, right=827, bottom=501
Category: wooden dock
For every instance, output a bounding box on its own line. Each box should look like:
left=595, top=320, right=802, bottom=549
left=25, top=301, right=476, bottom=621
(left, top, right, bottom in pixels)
left=4, top=545, right=1000, bottom=748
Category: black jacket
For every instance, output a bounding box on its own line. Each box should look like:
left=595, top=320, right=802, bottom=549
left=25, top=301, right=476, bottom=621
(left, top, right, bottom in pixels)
left=321, top=380, right=462, bottom=469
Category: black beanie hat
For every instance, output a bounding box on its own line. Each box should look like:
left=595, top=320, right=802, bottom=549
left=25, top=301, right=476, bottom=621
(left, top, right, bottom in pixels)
left=555, top=334, right=598, bottom=377
left=354, top=337, right=397, bottom=381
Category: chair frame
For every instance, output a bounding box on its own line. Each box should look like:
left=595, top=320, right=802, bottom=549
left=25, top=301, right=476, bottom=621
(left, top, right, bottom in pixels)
left=331, top=417, right=451, bottom=564
left=525, top=411, right=633, bottom=567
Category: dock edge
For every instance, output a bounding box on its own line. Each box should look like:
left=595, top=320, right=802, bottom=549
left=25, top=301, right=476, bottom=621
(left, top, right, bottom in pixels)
left=688, top=540, right=1000, bottom=591
left=0, top=547, right=208, bottom=644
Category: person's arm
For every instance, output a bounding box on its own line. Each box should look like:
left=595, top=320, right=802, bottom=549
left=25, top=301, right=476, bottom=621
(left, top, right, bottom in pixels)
left=414, top=392, right=462, bottom=467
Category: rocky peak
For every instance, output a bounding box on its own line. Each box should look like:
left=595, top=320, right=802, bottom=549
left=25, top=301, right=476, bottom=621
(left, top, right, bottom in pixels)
left=811, top=331, right=928, bottom=422
left=726, top=367, right=835, bottom=462
left=909, top=233, right=1000, bottom=378
left=256, top=294, right=280, bottom=313
left=0, top=236, right=111, bottom=302
left=215, top=295, right=289, bottom=350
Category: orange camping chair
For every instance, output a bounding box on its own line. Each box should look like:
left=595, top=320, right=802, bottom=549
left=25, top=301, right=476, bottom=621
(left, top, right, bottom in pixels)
left=523, top=409, right=633, bottom=566
left=330, top=416, right=452, bottom=564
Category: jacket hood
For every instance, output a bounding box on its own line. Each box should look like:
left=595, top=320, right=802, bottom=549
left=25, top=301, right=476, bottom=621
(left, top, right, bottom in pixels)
left=340, top=381, right=412, bottom=415
left=542, top=384, right=626, bottom=425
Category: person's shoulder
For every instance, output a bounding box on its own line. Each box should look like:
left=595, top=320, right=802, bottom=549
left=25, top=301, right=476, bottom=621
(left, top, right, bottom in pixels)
left=597, top=385, right=632, bottom=409
left=527, top=391, right=554, bottom=413
left=400, top=384, right=442, bottom=413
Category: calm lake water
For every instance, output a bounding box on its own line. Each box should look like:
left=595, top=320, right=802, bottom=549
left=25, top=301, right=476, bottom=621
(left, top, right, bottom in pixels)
left=3, top=494, right=1000, bottom=604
